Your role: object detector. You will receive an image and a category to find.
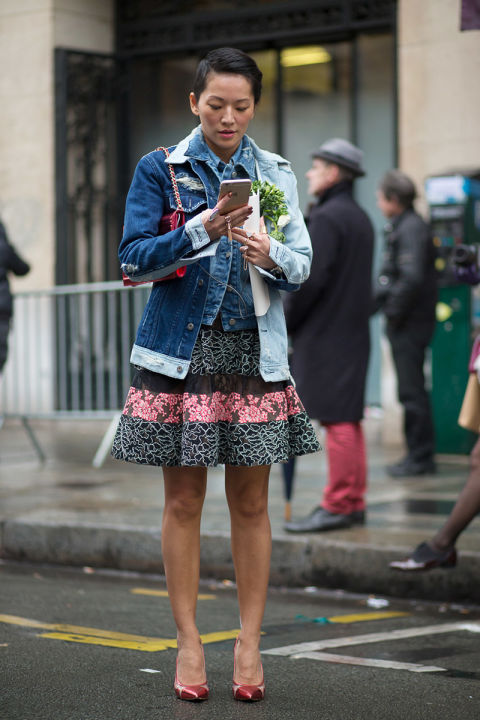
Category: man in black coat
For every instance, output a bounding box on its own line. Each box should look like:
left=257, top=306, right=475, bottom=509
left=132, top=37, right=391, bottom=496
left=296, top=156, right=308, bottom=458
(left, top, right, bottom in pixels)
left=0, top=219, right=30, bottom=372
left=284, top=138, right=374, bottom=533
left=374, top=170, right=437, bottom=477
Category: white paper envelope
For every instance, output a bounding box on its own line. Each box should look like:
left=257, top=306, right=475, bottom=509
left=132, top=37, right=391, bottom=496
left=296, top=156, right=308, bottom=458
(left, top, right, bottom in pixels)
left=244, top=192, right=270, bottom=317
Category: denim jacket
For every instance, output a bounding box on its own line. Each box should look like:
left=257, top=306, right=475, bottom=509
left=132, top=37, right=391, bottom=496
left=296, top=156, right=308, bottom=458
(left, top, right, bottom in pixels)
left=120, top=126, right=312, bottom=382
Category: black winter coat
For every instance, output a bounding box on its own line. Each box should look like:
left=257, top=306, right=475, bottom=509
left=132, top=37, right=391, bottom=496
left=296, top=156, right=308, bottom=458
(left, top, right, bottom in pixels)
left=374, top=209, right=437, bottom=327
left=284, top=181, right=374, bottom=423
left=0, top=221, right=30, bottom=317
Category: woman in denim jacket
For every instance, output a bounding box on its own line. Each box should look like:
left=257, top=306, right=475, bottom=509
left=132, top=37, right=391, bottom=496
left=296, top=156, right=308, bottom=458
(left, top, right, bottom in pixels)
left=113, top=47, right=319, bottom=702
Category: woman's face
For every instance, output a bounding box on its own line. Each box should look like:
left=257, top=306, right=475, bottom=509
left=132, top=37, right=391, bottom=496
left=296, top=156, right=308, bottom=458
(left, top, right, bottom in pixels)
left=190, top=71, right=255, bottom=162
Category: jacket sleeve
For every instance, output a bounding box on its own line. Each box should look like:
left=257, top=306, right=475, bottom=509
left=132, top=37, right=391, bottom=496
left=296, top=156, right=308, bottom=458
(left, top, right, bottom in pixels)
left=284, top=211, right=339, bottom=334
left=0, top=222, right=30, bottom=276
left=119, top=154, right=217, bottom=282
left=382, top=218, right=430, bottom=324
left=254, top=162, right=313, bottom=292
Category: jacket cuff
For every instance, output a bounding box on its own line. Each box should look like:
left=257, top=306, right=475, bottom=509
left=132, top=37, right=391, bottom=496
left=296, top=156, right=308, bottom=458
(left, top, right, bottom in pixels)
left=185, top=214, right=211, bottom=251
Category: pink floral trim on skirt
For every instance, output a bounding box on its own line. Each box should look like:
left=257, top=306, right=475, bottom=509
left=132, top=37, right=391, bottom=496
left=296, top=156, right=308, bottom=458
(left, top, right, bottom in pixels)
left=122, top=385, right=303, bottom=425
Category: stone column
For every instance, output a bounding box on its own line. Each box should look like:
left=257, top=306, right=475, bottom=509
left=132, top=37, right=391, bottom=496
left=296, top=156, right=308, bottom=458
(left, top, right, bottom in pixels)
left=0, top=0, right=114, bottom=292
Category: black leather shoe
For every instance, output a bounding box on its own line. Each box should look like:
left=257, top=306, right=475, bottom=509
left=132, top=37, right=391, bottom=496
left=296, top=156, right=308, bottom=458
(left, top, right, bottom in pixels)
left=285, top=506, right=354, bottom=533
left=387, top=458, right=436, bottom=477
left=350, top=509, right=366, bottom=525
left=389, top=541, right=457, bottom=572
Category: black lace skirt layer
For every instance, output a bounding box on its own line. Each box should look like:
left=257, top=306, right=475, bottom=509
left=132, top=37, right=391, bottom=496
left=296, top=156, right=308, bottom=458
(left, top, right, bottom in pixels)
left=111, top=326, right=320, bottom=467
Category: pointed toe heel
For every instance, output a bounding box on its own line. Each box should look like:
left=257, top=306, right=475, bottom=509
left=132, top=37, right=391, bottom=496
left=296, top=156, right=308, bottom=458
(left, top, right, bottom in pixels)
left=174, top=680, right=209, bottom=702
left=174, top=647, right=209, bottom=701
left=232, top=638, right=265, bottom=702
left=232, top=680, right=265, bottom=702
left=389, top=542, right=457, bottom=572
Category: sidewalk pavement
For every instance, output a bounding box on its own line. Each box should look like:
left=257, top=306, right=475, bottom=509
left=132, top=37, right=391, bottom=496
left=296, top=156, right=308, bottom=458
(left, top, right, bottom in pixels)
left=1, top=417, right=479, bottom=603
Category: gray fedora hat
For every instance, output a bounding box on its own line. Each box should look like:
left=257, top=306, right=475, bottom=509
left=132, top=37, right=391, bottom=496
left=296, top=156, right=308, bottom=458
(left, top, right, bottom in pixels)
left=312, top=138, right=366, bottom=177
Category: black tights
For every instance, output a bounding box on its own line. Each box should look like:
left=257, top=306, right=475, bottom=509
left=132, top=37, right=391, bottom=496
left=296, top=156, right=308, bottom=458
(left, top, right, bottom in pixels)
left=432, top=436, right=480, bottom=550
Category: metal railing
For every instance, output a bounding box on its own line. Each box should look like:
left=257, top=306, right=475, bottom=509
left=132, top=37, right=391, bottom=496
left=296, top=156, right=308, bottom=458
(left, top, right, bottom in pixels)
left=0, top=281, right=150, bottom=463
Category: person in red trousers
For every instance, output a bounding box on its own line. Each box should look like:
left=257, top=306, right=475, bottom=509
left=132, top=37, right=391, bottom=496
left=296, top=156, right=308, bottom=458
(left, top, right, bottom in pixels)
left=283, top=139, right=374, bottom=533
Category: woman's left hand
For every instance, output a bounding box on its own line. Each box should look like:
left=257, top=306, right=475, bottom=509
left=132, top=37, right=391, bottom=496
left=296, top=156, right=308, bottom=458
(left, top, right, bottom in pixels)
left=231, top=218, right=277, bottom=270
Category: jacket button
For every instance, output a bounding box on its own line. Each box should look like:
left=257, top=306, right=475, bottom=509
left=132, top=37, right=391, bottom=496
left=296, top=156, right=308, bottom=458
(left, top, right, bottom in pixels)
left=177, top=366, right=183, bottom=373
left=226, top=251, right=231, bottom=258
left=198, top=278, right=204, bottom=286
left=187, top=322, right=194, bottom=330
left=229, top=318, right=236, bottom=326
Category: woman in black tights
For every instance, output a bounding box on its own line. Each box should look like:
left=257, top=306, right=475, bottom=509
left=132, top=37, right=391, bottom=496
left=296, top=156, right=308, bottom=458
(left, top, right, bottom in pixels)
left=390, top=436, right=480, bottom=571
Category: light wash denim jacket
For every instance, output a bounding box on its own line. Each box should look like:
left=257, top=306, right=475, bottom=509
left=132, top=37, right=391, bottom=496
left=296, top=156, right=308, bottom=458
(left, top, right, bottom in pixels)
left=120, top=126, right=312, bottom=382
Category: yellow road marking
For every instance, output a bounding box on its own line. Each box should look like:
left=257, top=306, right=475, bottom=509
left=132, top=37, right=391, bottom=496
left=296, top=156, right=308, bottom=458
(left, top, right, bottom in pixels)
left=0, top=611, right=409, bottom=653
left=131, top=588, right=216, bottom=600
left=38, top=629, right=241, bottom=652
left=328, top=612, right=409, bottom=623
left=0, top=614, right=239, bottom=652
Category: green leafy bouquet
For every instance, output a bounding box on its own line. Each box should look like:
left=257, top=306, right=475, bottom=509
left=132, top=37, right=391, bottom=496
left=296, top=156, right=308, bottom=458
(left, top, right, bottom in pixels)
left=251, top=180, right=290, bottom=243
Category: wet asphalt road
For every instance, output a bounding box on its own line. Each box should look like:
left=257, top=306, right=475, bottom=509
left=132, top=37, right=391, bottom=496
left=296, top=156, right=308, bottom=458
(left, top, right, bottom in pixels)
left=1, top=561, right=479, bottom=720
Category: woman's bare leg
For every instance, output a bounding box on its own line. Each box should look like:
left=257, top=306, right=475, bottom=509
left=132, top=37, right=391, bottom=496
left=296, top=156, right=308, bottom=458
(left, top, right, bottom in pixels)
left=432, top=436, right=480, bottom=551
left=162, top=466, right=207, bottom=684
left=225, top=464, right=271, bottom=684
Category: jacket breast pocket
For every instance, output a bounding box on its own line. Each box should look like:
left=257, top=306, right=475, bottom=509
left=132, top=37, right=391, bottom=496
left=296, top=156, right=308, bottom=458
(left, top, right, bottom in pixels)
left=166, top=190, right=206, bottom=217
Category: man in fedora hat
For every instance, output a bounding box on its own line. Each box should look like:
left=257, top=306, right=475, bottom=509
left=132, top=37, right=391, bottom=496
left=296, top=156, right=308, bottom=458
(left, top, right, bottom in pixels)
left=284, top=138, right=374, bottom=533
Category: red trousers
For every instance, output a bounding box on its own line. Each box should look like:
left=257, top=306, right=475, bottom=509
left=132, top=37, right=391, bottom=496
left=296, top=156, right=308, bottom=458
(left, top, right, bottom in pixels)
left=322, top=422, right=367, bottom=515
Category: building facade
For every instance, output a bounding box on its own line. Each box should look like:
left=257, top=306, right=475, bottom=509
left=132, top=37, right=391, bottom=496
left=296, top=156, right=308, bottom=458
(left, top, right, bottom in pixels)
left=1, top=0, right=479, bottom=423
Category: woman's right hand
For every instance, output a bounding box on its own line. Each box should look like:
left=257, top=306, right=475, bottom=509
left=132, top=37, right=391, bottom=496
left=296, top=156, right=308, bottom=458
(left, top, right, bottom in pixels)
left=201, top=193, right=253, bottom=242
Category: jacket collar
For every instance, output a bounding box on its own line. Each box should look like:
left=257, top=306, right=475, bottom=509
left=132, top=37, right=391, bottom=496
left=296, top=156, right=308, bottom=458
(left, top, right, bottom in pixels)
left=317, top=180, right=354, bottom=205
left=167, top=126, right=289, bottom=175
left=384, top=208, right=413, bottom=234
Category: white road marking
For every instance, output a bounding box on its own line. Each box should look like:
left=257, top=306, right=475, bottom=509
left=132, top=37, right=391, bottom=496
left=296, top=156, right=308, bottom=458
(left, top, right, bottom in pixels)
left=139, top=668, right=162, bottom=674
left=291, top=652, right=446, bottom=673
left=262, top=621, right=480, bottom=656
left=262, top=621, right=480, bottom=673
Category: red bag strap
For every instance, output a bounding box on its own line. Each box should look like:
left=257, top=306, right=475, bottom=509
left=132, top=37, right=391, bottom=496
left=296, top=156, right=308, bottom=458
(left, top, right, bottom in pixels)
left=156, top=146, right=185, bottom=213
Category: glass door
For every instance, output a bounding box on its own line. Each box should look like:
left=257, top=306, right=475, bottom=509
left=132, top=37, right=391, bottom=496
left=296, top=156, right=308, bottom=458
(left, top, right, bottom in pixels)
left=282, top=43, right=352, bottom=212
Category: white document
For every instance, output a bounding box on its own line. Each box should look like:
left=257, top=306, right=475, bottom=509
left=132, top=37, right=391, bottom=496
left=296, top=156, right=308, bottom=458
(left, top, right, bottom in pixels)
left=244, top=191, right=271, bottom=317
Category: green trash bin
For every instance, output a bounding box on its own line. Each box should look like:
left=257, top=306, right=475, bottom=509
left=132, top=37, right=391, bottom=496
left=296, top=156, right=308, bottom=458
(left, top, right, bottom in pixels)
left=426, top=172, right=480, bottom=454
left=431, top=285, right=476, bottom=454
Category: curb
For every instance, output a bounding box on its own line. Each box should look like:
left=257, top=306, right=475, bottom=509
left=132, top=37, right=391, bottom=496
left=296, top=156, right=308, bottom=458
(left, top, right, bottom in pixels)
left=1, top=518, right=479, bottom=603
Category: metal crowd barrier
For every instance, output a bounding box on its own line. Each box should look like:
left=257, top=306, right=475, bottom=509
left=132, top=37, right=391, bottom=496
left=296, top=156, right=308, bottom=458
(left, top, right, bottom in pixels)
left=0, top=281, right=149, bottom=465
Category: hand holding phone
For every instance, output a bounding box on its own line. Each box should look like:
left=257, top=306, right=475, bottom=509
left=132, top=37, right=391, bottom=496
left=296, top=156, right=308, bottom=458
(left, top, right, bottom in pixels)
left=216, top=179, right=252, bottom=214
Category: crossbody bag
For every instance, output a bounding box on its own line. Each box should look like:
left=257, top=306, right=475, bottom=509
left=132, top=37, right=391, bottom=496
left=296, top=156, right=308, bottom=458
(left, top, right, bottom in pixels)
left=122, top=146, right=187, bottom=286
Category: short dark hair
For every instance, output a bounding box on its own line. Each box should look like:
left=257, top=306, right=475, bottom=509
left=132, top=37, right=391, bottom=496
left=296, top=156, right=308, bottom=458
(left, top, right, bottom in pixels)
left=379, top=170, right=417, bottom=209
left=193, top=47, right=263, bottom=104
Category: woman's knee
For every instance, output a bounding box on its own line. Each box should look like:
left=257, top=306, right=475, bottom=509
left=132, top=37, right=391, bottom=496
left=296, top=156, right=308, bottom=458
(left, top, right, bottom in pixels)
left=163, top=472, right=206, bottom=524
left=228, top=486, right=269, bottom=522
left=164, top=490, right=205, bottom=524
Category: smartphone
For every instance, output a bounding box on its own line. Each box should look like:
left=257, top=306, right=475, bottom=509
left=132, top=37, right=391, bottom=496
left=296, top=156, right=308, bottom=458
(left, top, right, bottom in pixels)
left=217, top=179, right=252, bottom=213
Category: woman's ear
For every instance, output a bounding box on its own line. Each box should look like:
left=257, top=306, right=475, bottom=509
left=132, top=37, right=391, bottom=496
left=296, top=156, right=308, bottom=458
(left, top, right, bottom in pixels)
left=189, top=92, right=200, bottom=116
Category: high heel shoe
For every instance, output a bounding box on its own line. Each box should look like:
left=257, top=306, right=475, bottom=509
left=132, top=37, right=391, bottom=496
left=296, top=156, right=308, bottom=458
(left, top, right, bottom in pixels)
left=389, top=541, right=457, bottom=572
left=232, top=638, right=265, bottom=702
left=174, top=646, right=209, bottom=701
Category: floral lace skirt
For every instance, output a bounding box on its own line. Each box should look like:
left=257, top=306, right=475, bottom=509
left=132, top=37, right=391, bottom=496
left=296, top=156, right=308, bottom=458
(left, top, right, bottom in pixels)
left=111, top=326, right=320, bottom=467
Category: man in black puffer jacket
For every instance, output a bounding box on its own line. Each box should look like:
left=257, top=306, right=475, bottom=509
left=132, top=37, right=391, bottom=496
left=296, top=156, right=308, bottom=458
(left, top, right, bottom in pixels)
left=374, top=170, right=437, bottom=477
left=0, top=219, right=30, bottom=372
